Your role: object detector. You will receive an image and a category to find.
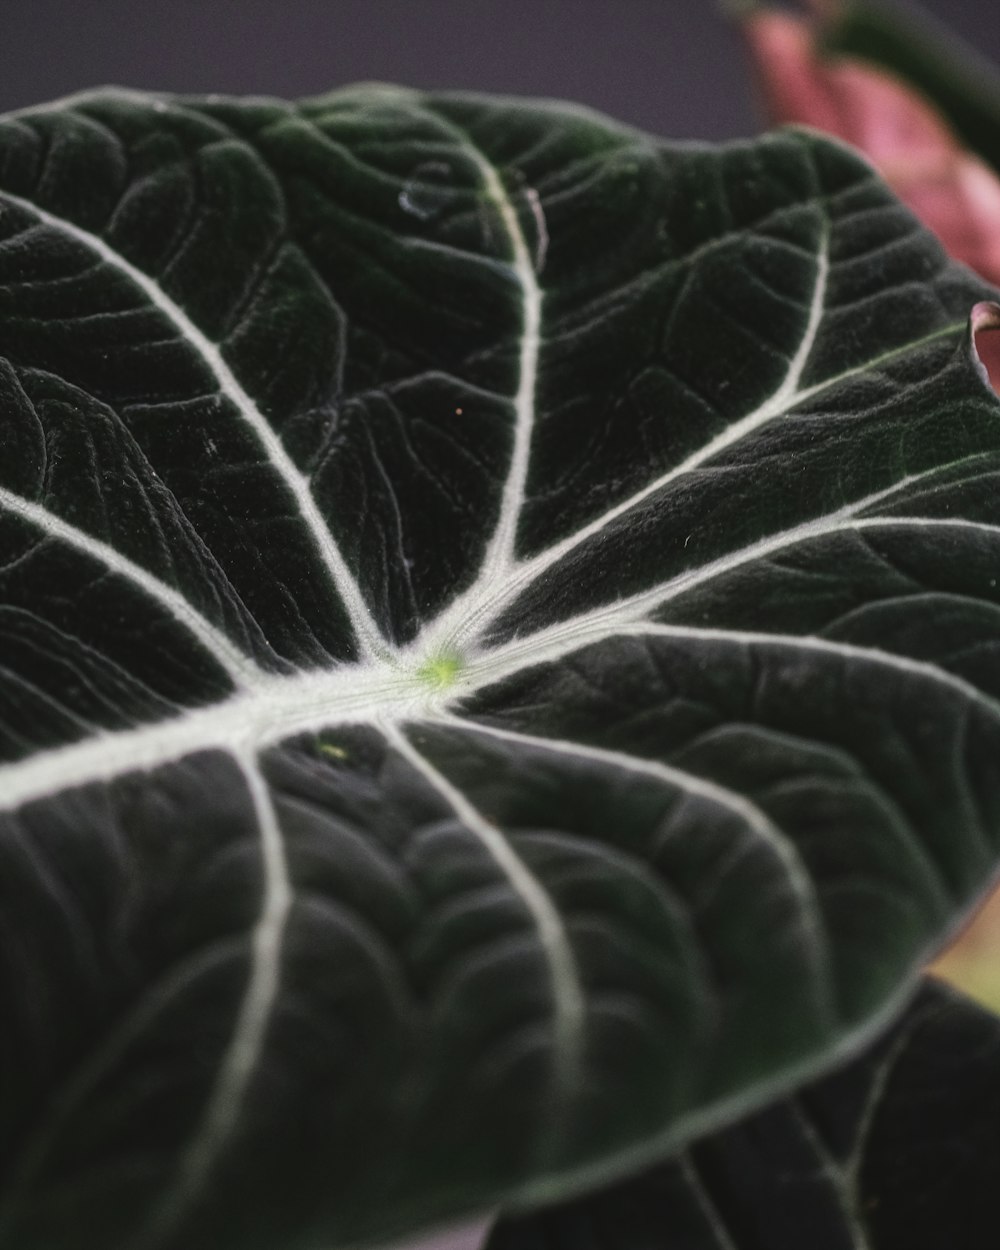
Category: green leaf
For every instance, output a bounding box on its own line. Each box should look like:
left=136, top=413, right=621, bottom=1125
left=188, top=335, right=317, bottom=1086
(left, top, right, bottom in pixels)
left=485, top=979, right=1000, bottom=1249
left=1, top=86, right=999, bottom=1249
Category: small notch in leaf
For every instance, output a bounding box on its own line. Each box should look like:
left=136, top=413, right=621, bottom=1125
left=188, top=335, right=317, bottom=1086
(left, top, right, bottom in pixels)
left=971, top=300, right=1000, bottom=394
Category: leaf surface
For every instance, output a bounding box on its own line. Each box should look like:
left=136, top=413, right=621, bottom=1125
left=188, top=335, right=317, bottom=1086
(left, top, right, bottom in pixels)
left=1, top=87, right=1000, bottom=1249
left=485, top=979, right=1000, bottom=1250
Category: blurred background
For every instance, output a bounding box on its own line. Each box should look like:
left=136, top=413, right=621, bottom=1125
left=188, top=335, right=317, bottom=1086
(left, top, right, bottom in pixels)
left=2, top=0, right=999, bottom=139
left=5, top=3, right=1000, bottom=1247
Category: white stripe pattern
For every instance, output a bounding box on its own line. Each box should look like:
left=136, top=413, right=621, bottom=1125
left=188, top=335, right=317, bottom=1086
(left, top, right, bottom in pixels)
left=0, top=484, right=261, bottom=687
left=128, top=752, right=293, bottom=1249
left=435, top=713, right=834, bottom=1012
left=624, top=623, right=1000, bottom=722
left=450, top=139, right=544, bottom=589
left=422, top=321, right=972, bottom=655
left=2, top=506, right=996, bottom=812
left=382, top=722, right=587, bottom=1100
left=421, top=221, right=832, bottom=652
left=0, top=663, right=421, bottom=813
left=0, top=92, right=994, bottom=1250
left=0, top=189, right=387, bottom=662
left=456, top=475, right=997, bottom=685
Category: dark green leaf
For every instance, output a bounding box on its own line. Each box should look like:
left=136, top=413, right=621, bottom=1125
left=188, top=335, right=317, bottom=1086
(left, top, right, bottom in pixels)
left=1, top=86, right=999, bottom=1249
left=485, top=979, right=1000, bottom=1250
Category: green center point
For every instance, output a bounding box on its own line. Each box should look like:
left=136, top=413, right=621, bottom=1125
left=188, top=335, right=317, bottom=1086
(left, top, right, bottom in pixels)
left=417, top=653, right=463, bottom=691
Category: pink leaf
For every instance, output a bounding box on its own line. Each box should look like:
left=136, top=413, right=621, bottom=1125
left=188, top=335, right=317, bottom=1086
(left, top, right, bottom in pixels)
left=742, top=9, right=1000, bottom=290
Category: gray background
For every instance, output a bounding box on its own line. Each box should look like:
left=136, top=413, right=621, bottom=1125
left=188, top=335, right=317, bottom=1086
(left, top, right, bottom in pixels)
left=3, top=0, right=1000, bottom=141
left=2, top=2, right=998, bottom=1249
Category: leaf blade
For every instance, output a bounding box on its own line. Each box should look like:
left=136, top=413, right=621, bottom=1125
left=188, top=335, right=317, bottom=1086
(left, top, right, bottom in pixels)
left=2, top=88, right=1000, bottom=1250
left=484, top=980, right=1000, bottom=1250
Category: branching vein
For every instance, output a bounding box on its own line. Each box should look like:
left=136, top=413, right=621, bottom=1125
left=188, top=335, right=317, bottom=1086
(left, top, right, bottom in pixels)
left=0, top=484, right=260, bottom=687
left=0, top=189, right=387, bottom=661
left=129, top=751, right=293, bottom=1249
left=437, top=713, right=834, bottom=1016
left=382, top=721, right=586, bottom=1101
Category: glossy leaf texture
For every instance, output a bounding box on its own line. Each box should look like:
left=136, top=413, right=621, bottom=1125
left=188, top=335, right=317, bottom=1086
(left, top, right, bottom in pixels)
left=2, top=87, right=1000, bottom=1250
left=485, top=979, right=1000, bottom=1250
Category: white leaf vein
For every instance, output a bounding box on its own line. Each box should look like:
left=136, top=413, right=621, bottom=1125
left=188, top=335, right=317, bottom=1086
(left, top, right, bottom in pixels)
left=678, top=1152, right=741, bottom=1250
left=621, top=624, right=1000, bottom=744
left=4, top=506, right=1000, bottom=813
left=452, top=137, right=544, bottom=590
left=0, top=663, right=426, bottom=813
left=0, top=188, right=386, bottom=661
left=129, top=750, right=293, bottom=1249
left=787, top=1096, right=875, bottom=1250
left=458, top=485, right=1000, bottom=687
left=421, top=221, right=832, bottom=652
left=0, top=483, right=261, bottom=687
left=0, top=752, right=292, bottom=1249
left=434, top=712, right=834, bottom=1015
left=382, top=721, right=586, bottom=1101
left=426, top=341, right=977, bottom=658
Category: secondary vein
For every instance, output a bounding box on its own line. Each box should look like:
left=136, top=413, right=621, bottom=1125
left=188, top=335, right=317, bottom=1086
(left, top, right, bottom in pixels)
left=0, top=484, right=261, bottom=687
left=399, top=115, right=545, bottom=657
left=382, top=721, right=586, bottom=1106
left=436, top=712, right=834, bottom=1018
left=0, top=188, right=387, bottom=662
left=126, top=751, right=293, bottom=1250
left=468, top=151, right=544, bottom=583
